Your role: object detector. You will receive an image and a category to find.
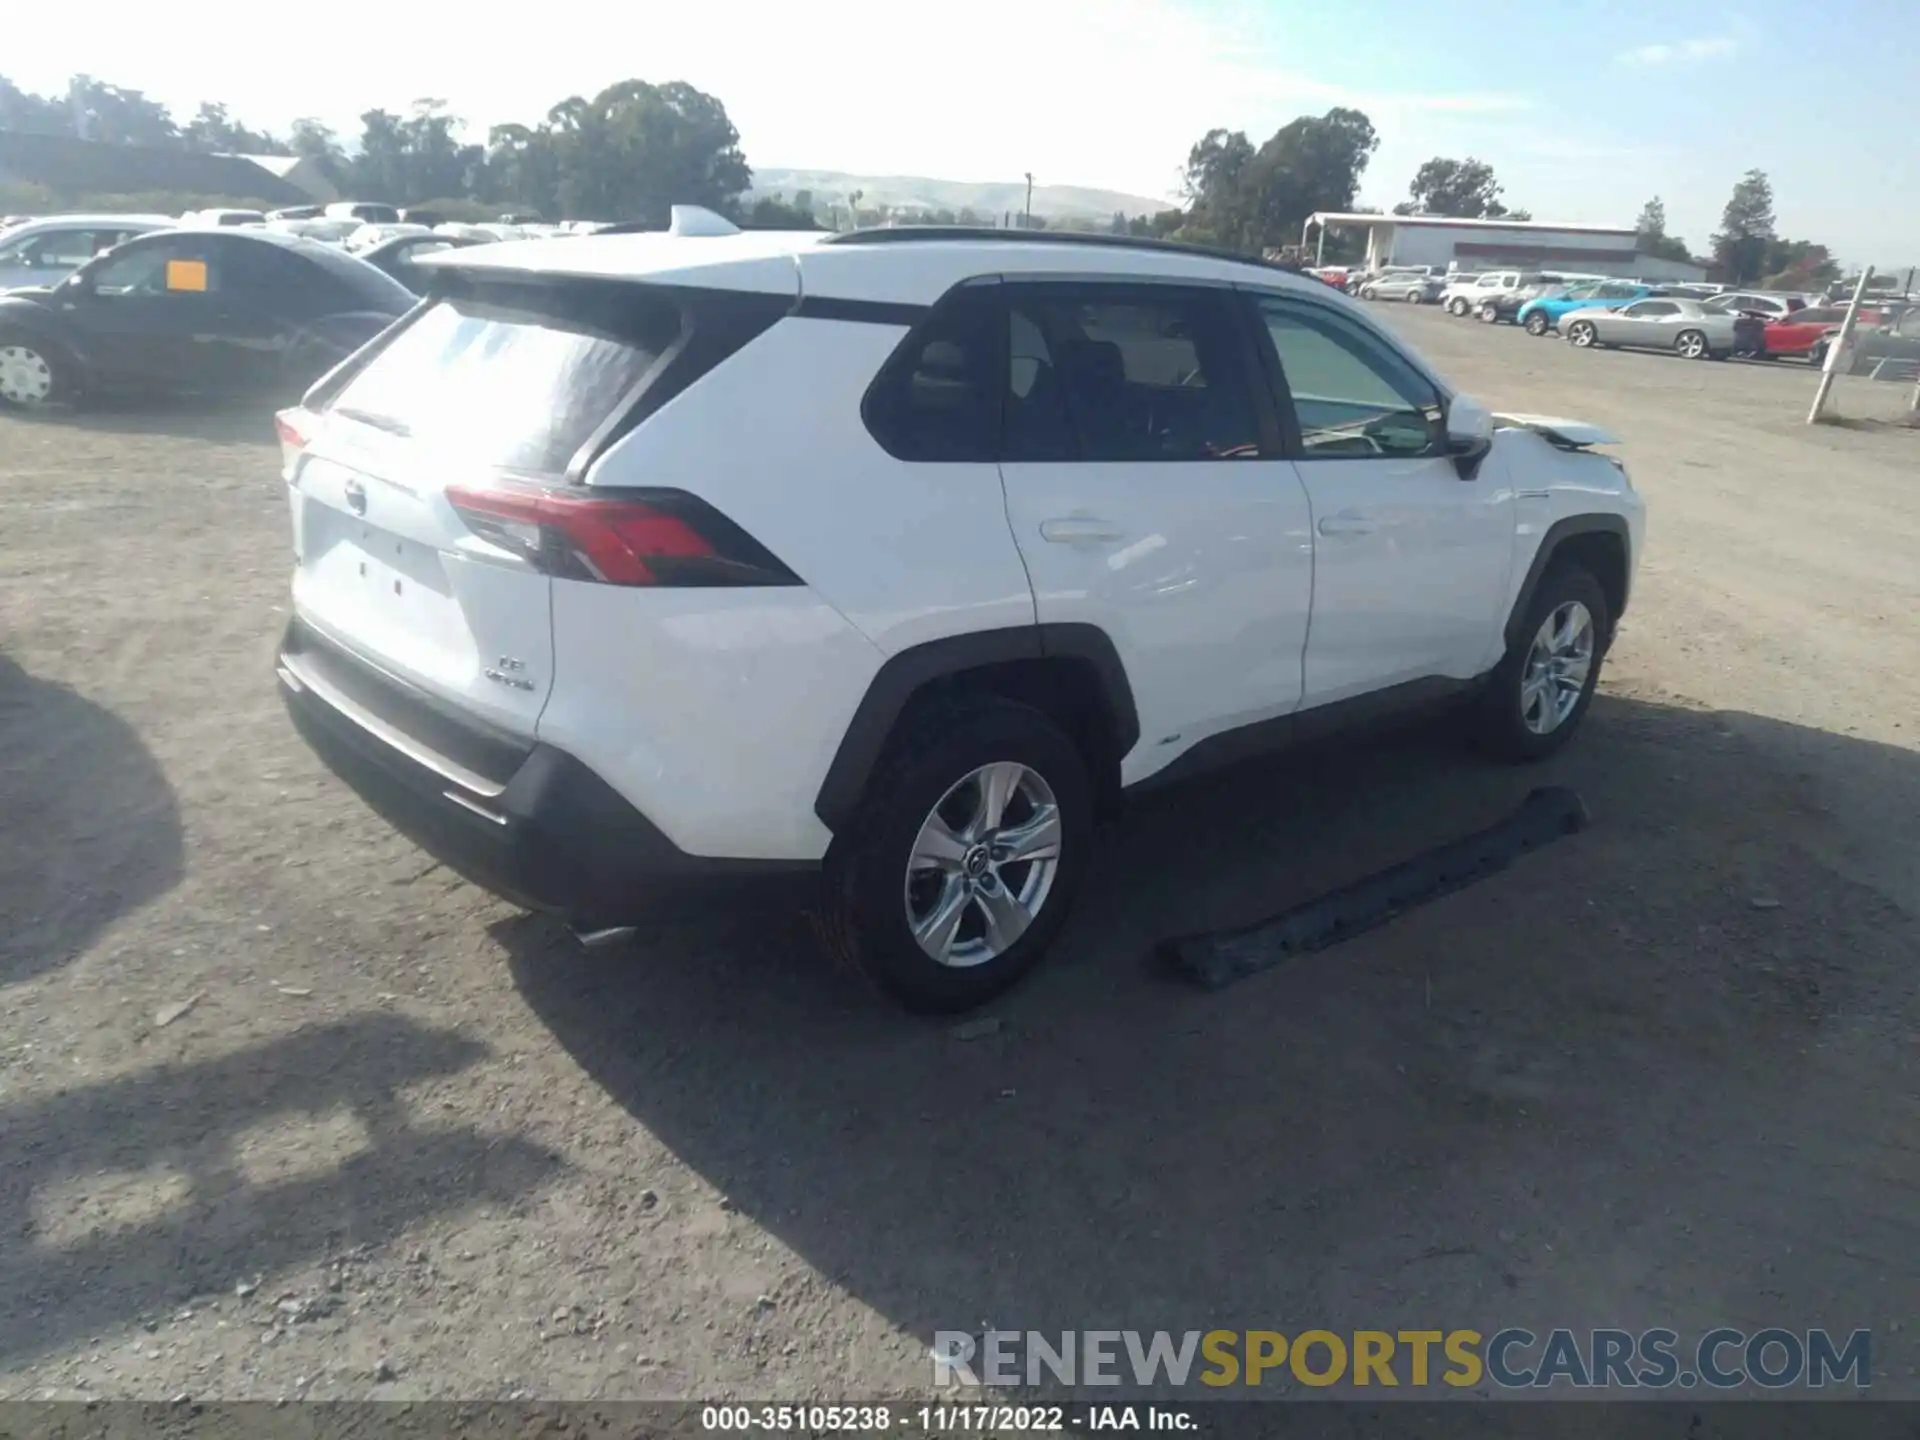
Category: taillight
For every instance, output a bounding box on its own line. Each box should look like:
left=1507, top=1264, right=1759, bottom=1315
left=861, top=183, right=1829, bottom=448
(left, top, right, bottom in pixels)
left=444, top=483, right=800, bottom=588
left=275, top=407, right=316, bottom=475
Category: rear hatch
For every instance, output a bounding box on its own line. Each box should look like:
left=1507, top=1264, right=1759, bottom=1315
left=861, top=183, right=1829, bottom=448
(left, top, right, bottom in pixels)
left=282, top=278, right=682, bottom=735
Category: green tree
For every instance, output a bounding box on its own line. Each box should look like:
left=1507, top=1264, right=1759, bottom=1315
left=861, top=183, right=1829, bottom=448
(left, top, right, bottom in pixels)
left=1634, top=195, right=1693, bottom=262
left=537, top=80, right=749, bottom=223
left=1711, top=169, right=1776, bottom=284
left=289, top=119, right=349, bottom=186
left=1177, top=109, right=1378, bottom=255
left=743, top=194, right=819, bottom=229
left=1396, top=156, right=1507, bottom=218
left=183, top=102, right=287, bottom=154
left=65, top=76, right=180, bottom=146
left=0, top=76, right=72, bottom=134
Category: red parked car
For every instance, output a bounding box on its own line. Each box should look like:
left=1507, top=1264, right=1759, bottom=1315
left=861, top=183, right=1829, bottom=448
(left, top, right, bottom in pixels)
left=1762, top=305, right=1889, bottom=362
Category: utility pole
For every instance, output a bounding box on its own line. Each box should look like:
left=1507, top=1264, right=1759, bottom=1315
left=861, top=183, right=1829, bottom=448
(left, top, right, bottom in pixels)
left=1807, top=266, right=1874, bottom=424
left=1023, top=172, right=1033, bottom=230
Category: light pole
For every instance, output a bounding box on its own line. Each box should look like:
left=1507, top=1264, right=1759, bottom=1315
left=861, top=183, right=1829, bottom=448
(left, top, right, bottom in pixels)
left=1023, top=172, right=1033, bottom=230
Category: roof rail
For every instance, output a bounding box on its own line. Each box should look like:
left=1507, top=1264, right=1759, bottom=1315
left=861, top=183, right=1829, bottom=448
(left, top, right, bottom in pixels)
left=821, top=225, right=1296, bottom=275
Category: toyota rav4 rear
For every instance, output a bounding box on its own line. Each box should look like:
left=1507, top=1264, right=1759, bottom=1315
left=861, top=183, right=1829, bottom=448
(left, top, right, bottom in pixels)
left=276, top=238, right=885, bottom=930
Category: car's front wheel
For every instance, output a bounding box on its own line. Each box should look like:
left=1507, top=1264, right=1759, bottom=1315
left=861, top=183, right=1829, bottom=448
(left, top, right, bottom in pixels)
left=1477, top=303, right=1501, bottom=323
left=1470, top=561, right=1611, bottom=762
left=818, top=696, right=1092, bottom=1012
left=0, top=335, right=75, bottom=410
left=1448, top=297, right=1471, bottom=316
left=1524, top=311, right=1552, bottom=336
left=1567, top=320, right=1598, bottom=348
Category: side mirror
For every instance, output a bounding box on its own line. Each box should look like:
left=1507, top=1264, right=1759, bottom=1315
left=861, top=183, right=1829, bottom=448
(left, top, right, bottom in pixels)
left=1444, top=394, right=1495, bottom=479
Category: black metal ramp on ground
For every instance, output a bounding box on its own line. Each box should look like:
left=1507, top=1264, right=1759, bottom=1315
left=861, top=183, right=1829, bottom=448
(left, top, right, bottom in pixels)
left=1160, top=785, right=1591, bottom=991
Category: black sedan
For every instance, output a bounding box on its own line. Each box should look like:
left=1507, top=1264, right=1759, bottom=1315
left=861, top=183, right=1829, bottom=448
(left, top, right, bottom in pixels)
left=0, top=228, right=414, bottom=409
left=356, top=231, right=486, bottom=296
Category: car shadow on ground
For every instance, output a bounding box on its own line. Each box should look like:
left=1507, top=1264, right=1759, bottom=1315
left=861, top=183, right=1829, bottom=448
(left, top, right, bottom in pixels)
left=8, top=395, right=279, bottom=447
left=503, top=693, right=1920, bottom=1397
left=0, top=1013, right=554, bottom=1368
left=0, top=655, right=185, bottom=986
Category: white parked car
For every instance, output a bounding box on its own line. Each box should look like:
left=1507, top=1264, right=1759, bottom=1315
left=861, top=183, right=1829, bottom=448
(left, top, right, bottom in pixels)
left=274, top=211, right=1644, bottom=1011
left=0, top=214, right=173, bottom=292
left=345, top=222, right=432, bottom=252
left=181, top=208, right=266, bottom=227
left=1442, top=270, right=1528, bottom=316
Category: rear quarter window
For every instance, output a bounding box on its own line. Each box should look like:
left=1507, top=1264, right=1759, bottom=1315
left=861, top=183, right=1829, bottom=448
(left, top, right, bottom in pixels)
left=325, top=280, right=681, bottom=475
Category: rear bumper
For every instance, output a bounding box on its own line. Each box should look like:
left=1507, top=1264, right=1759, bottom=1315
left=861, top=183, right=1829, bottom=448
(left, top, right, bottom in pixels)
left=277, top=618, right=816, bottom=926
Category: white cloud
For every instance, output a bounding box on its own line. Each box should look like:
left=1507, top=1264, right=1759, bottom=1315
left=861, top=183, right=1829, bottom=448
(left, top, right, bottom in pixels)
left=5, top=0, right=1530, bottom=201
left=1619, top=35, right=1741, bottom=67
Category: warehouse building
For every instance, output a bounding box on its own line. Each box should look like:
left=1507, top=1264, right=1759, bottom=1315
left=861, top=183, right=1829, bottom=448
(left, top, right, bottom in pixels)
left=1301, top=211, right=1708, bottom=283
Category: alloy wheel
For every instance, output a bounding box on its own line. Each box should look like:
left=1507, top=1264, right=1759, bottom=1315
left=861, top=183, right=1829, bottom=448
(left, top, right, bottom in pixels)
left=1569, top=322, right=1596, bottom=347
left=903, top=761, right=1062, bottom=968
left=1677, top=331, right=1708, bottom=359
left=0, top=345, right=53, bottom=406
left=1520, top=601, right=1595, bottom=735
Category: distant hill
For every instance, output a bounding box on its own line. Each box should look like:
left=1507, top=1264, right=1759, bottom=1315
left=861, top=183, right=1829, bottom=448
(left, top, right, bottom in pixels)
left=750, top=168, right=1172, bottom=223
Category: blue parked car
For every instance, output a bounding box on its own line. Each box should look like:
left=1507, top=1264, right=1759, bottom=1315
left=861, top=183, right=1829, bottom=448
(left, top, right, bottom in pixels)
left=1518, top=280, right=1669, bottom=336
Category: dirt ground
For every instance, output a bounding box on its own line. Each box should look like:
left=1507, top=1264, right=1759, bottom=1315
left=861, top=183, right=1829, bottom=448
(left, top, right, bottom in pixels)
left=1, top=307, right=1917, bottom=1407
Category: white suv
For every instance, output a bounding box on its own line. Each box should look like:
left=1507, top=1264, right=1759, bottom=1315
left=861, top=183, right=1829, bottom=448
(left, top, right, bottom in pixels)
left=275, top=211, right=1645, bottom=1011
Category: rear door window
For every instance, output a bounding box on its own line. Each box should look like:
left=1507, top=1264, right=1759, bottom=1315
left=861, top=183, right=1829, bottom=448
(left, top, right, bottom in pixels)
left=862, top=285, right=1003, bottom=462
left=1002, top=284, right=1261, bottom=463
left=325, top=280, right=681, bottom=475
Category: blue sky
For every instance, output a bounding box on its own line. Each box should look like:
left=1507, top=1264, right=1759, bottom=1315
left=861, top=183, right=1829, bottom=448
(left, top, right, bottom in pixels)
left=9, top=0, right=1916, bottom=264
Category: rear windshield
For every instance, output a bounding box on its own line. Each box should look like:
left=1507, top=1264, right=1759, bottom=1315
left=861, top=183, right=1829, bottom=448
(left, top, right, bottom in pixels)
left=325, top=281, right=681, bottom=474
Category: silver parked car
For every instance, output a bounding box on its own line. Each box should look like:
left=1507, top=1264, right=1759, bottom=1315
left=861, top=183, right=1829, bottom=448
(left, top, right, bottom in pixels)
left=1561, top=297, right=1738, bottom=360
left=1359, top=270, right=1444, bottom=303
left=0, top=214, right=173, bottom=292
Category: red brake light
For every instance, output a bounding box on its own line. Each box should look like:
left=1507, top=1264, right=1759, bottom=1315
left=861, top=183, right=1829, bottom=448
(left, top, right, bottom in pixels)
left=275, top=408, right=316, bottom=472
left=444, top=483, right=797, bottom=589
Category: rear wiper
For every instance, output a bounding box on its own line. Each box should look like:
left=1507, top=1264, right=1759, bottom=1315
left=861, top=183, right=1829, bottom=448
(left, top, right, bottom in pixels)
left=332, top=406, right=411, bottom=438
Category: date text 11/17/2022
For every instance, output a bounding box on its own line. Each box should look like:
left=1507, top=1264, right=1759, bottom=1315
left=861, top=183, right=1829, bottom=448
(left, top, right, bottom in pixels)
left=699, top=1404, right=1194, bottom=1431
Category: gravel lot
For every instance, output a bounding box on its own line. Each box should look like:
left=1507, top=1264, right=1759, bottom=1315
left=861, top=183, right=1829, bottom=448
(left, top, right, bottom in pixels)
left=2, top=306, right=1917, bottom=1405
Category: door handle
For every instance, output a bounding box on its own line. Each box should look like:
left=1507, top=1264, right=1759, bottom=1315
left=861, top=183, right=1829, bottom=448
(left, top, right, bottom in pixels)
left=1316, top=513, right=1379, bottom=537
left=1039, top=517, right=1124, bottom=544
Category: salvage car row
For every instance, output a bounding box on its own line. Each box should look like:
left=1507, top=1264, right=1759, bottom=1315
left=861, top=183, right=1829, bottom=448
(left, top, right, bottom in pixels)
left=1349, top=266, right=1920, bottom=373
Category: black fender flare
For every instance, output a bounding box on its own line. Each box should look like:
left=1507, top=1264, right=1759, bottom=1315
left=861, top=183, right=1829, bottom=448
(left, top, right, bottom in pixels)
left=1503, top=514, right=1631, bottom=649
left=814, top=624, right=1139, bottom=832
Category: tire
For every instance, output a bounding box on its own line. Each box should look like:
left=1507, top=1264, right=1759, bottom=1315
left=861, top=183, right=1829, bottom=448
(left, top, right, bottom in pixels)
left=1807, top=340, right=1829, bottom=367
left=1360, top=287, right=1378, bottom=301
left=1405, top=289, right=1424, bottom=303
left=1470, top=562, right=1611, bottom=763
left=1567, top=320, right=1598, bottom=348
left=1524, top=311, right=1552, bottom=336
left=0, top=333, right=77, bottom=410
left=1675, top=329, right=1710, bottom=360
left=817, top=696, right=1093, bottom=1013
left=1477, top=303, right=1501, bottom=324
left=1447, top=297, right=1471, bottom=317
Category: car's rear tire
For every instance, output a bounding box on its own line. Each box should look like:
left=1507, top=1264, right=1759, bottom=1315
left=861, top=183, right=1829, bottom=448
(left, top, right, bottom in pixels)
left=0, top=333, right=77, bottom=410
left=817, top=696, right=1093, bottom=1013
left=1448, top=297, right=1471, bottom=317
left=1808, top=340, right=1830, bottom=366
left=1568, top=320, right=1598, bottom=348
left=1477, top=303, right=1501, bottom=323
left=1360, top=287, right=1378, bottom=301
left=1470, top=561, right=1611, bottom=763
left=1675, top=329, right=1710, bottom=360
left=1524, top=311, right=1552, bottom=336
left=1405, top=290, right=1424, bottom=303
